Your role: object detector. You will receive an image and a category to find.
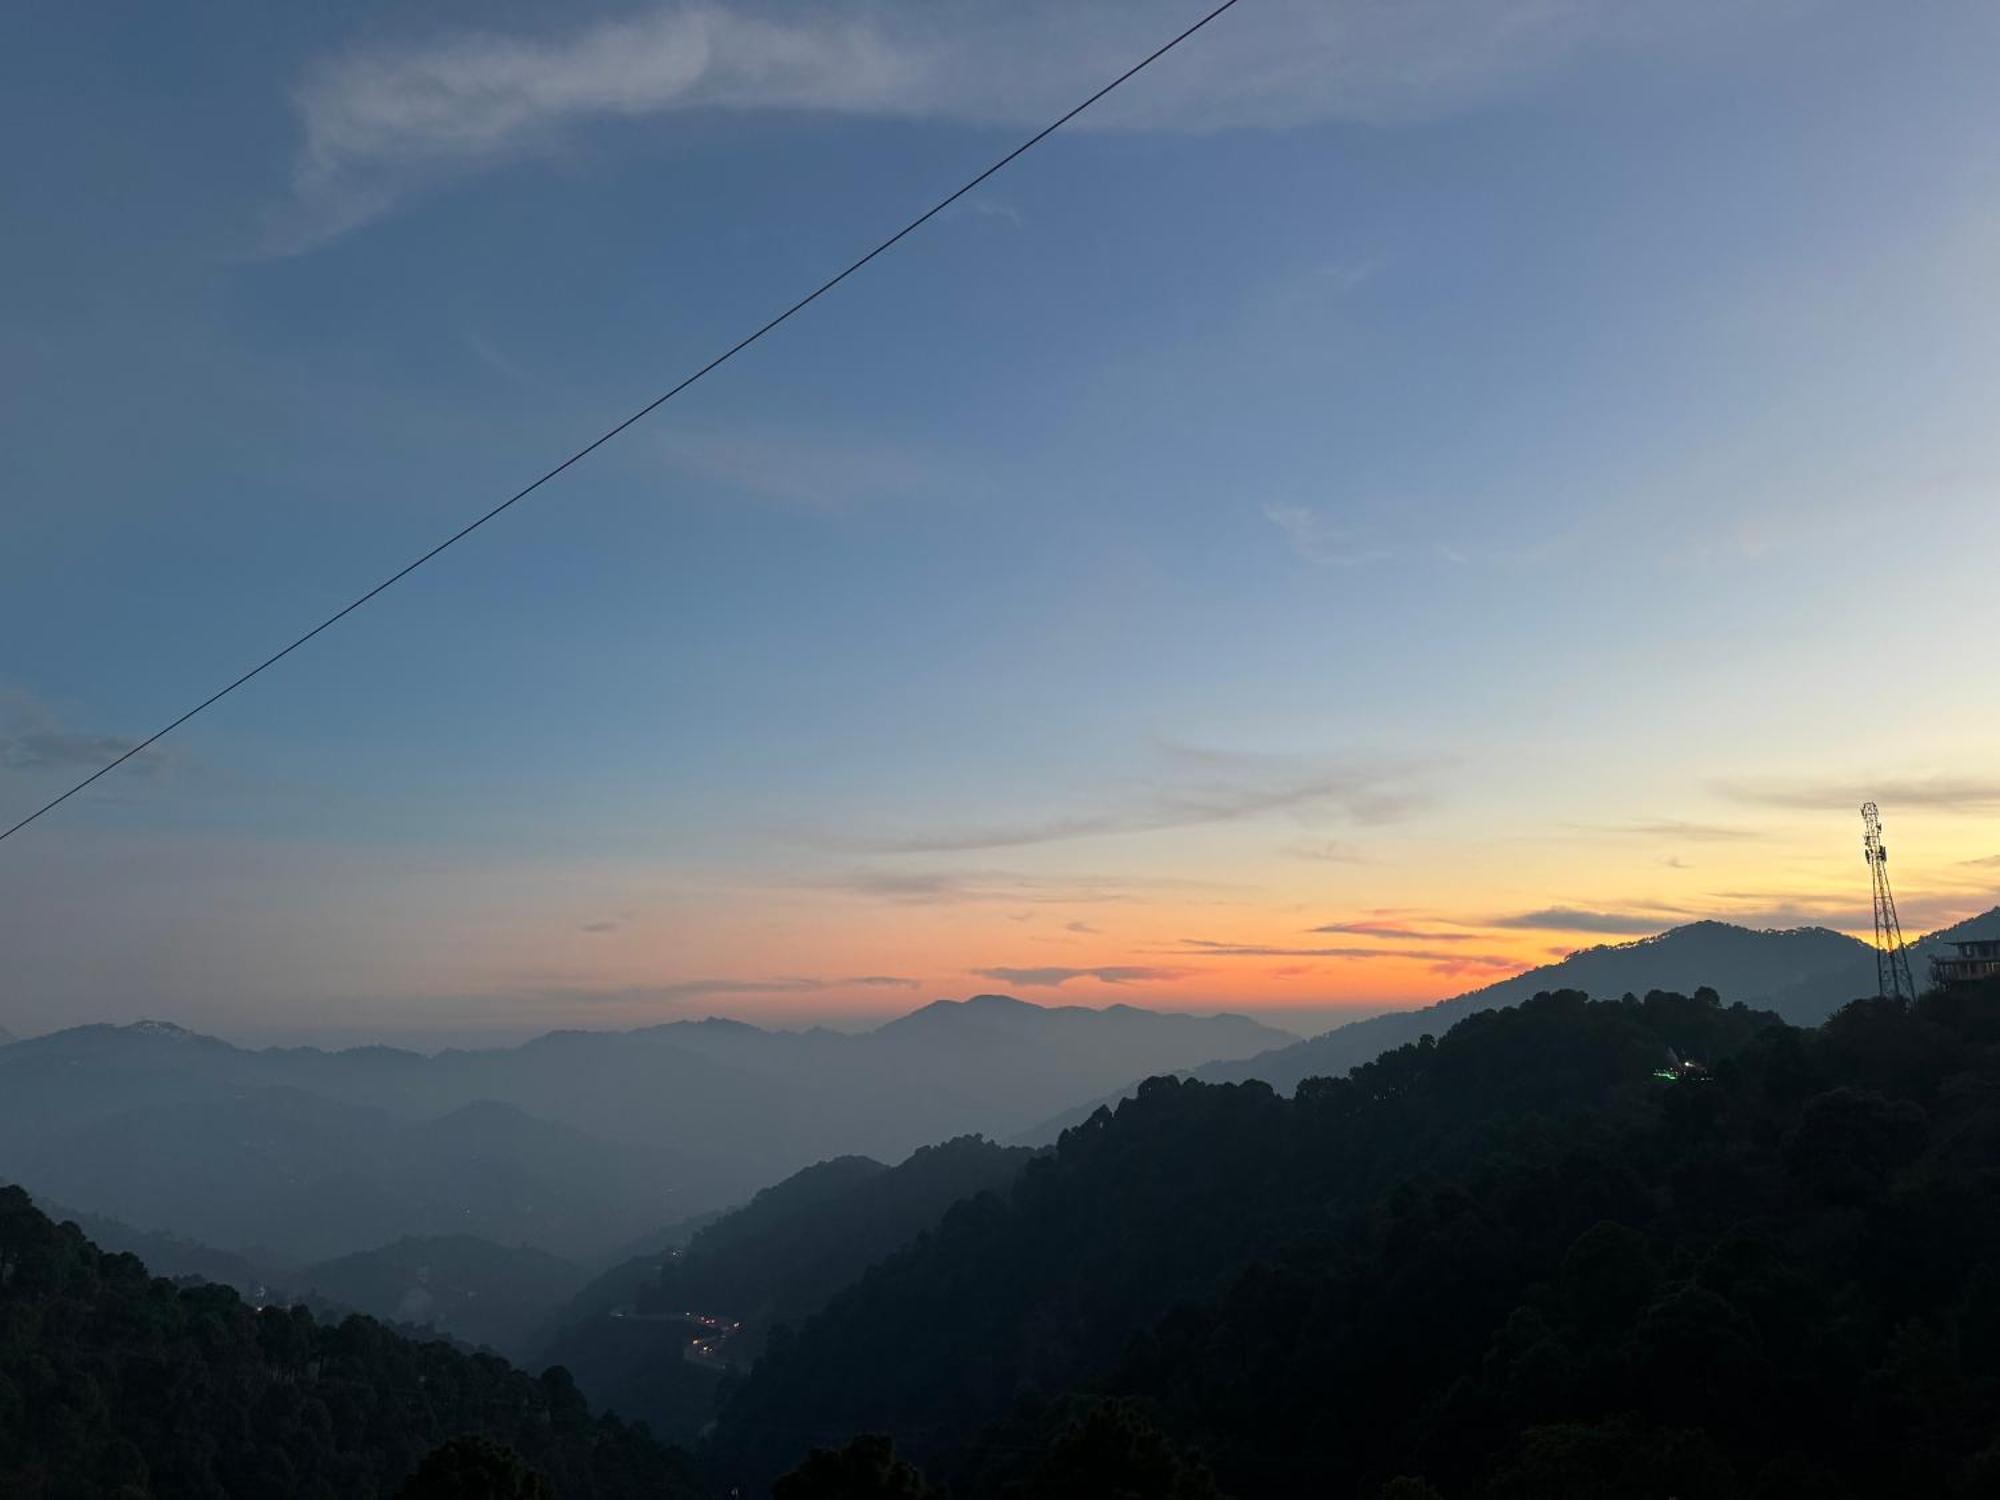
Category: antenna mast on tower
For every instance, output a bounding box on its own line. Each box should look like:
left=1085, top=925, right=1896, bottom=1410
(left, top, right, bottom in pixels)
left=1861, top=801, right=1917, bottom=1001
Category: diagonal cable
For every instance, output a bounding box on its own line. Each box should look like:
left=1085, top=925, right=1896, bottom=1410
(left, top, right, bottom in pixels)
left=1, top=0, right=1247, bottom=845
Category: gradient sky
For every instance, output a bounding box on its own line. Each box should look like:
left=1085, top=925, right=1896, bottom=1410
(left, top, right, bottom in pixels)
left=5, top=1, right=1999, bottom=1046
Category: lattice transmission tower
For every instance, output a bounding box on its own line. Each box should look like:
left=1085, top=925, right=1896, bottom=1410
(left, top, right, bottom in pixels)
left=1861, top=801, right=1917, bottom=1001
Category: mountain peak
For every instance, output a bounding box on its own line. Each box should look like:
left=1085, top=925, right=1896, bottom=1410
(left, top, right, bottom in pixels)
left=875, top=994, right=1041, bottom=1031
left=1186, top=916, right=1885, bottom=1098
left=22, top=1019, right=228, bottom=1051
left=964, top=993, right=1037, bottom=1011
left=127, top=1019, right=200, bottom=1040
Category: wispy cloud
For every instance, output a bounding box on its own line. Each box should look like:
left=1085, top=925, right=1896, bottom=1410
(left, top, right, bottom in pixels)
left=1428, top=954, right=1530, bottom=979
left=655, top=422, right=956, bottom=512
left=809, top=866, right=1219, bottom=907
left=821, top=744, right=1438, bottom=856
left=644, top=973, right=922, bottom=1003
left=277, top=1, right=1741, bottom=247
left=1263, top=502, right=1391, bottom=567
left=0, top=692, right=170, bottom=779
left=1697, top=889, right=1992, bottom=936
left=491, top=973, right=923, bottom=1013
left=1175, top=938, right=1517, bottom=972
left=1588, top=818, right=1761, bottom=842
left=1308, top=920, right=1477, bottom=943
left=1717, top=775, right=2000, bottom=814
left=1285, top=839, right=1365, bottom=864
left=973, top=964, right=1190, bottom=988
left=1488, top=907, right=1672, bottom=935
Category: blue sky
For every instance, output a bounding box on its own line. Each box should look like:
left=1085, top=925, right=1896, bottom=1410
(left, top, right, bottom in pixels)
left=5, top=1, right=2000, bottom=1045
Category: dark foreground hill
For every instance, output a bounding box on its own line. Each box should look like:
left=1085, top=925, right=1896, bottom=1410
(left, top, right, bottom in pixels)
left=1194, top=910, right=2000, bottom=1099
left=0, top=1187, right=701, bottom=1500
left=27, top=1196, right=279, bottom=1295
left=1199, top=919, right=1874, bottom=1095
left=1015, top=918, right=1883, bottom=1143
left=713, top=979, right=2000, bottom=1498
left=1015, top=914, right=2000, bottom=1148
left=641, top=1135, right=1034, bottom=1351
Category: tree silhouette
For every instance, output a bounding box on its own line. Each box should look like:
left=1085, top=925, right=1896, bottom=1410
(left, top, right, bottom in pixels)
left=396, top=1436, right=555, bottom=1499
left=772, top=1434, right=937, bottom=1499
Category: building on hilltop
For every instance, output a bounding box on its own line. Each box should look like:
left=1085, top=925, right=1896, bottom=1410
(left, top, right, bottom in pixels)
left=1932, top=938, right=2000, bottom=990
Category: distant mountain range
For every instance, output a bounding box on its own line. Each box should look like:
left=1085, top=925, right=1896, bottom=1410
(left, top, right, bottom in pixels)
left=0, top=995, right=1288, bottom=1263
left=1021, top=910, right=2000, bottom=1139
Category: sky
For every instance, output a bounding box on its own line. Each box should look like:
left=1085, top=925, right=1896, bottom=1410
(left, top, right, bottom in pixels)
left=4, top=0, right=1999, bottom=1047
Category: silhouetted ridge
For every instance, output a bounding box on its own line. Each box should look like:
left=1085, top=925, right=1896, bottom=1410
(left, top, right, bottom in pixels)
left=1192, top=918, right=1882, bottom=1095
left=0, top=1186, right=701, bottom=1497
left=713, top=976, right=2000, bottom=1497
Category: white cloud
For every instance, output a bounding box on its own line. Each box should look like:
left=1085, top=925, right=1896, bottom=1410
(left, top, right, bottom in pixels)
left=278, top=0, right=1749, bottom=248
left=817, top=743, right=1439, bottom=855
left=654, top=421, right=953, bottom=511
left=1263, top=502, right=1389, bottom=566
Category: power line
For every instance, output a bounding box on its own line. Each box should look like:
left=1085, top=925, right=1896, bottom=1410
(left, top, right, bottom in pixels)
left=2, top=0, right=1247, bottom=847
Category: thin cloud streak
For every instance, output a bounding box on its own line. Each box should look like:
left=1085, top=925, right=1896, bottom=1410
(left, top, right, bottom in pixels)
left=598, top=974, right=922, bottom=1005
left=1489, top=907, right=1672, bottom=935
left=1718, top=775, right=2000, bottom=814
left=655, top=423, right=957, bottom=512
left=277, top=1, right=1754, bottom=247
left=1285, top=839, right=1365, bottom=863
left=972, top=965, right=1192, bottom=988
left=1588, top=818, right=1762, bottom=842
left=820, top=748, right=1438, bottom=855
left=0, top=692, right=171, bottom=779
left=1308, top=920, right=1478, bottom=943
left=1176, top=938, right=1519, bottom=970
left=809, top=867, right=1224, bottom=907
left=1263, top=502, right=1390, bottom=566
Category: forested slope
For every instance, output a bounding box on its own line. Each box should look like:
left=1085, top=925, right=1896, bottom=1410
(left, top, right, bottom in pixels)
left=716, top=981, right=2000, bottom=1498
left=0, top=1188, right=700, bottom=1499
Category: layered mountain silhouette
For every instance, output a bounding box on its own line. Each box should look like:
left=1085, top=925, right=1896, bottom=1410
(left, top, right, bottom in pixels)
left=0, top=997, right=1286, bottom=1263
left=711, top=978, right=2000, bottom=1496
left=12, top=974, right=2000, bottom=1495
left=1195, top=919, right=1875, bottom=1094
left=1200, top=910, right=2000, bottom=1095
left=1019, top=911, right=2000, bottom=1140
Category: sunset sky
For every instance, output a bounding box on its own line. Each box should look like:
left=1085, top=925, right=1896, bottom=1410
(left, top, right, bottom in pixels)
left=4, top=0, right=1999, bottom=1046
